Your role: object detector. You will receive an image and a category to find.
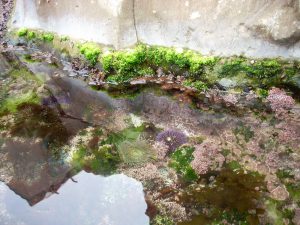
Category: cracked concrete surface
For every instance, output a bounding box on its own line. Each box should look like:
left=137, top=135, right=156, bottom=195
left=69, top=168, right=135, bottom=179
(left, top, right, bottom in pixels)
left=9, top=0, right=300, bottom=58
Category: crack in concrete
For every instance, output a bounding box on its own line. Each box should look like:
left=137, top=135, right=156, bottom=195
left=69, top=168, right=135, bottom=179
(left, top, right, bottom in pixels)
left=132, top=0, right=139, bottom=43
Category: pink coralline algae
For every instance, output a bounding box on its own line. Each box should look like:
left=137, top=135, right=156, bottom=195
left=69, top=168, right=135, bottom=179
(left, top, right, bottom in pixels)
left=265, top=151, right=280, bottom=171
left=153, top=141, right=169, bottom=159
left=156, top=129, right=188, bottom=152
left=267, top=88, right=295, bottom=112
left=223, top=93, right=238, bottom=106
left=191, top=141, right=225, bottom=175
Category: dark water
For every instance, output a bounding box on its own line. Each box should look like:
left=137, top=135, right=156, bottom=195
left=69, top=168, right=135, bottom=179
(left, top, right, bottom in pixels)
left=0, top=171, right=149, bottom=225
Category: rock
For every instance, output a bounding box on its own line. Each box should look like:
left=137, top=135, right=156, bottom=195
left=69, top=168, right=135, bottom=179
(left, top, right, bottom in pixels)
left=270, top=186, right=290, bottom=201
left=130, top=79, right=147, bottom=85
left=293, top=208, right=300, bottom=225
left=218, top=78, right=237, bottom=90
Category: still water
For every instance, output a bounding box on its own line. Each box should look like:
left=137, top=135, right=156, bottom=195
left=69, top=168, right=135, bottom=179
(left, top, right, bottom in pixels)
left=0, top=171, right=149, bottom=225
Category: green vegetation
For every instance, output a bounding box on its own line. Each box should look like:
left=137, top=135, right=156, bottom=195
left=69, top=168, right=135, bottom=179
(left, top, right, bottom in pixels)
left=79, top=43, right=102, bottom=65
left=169, top=146, right=198, bottom=182
left=42, top=33, right=54, bottom=42
left=151, top=215, right=174, bottom=225
left=15, top=29, right=300, bottom=91
left=183, top=80, right=208, bottom=91
left=71, top=144, right=120, bottom=175
left=17, top=28, right=28, bottom=37
left=27, top=31, right=36, bottom=40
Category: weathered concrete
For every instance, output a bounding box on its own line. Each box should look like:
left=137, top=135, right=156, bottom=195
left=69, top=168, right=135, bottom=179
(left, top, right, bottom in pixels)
left=10, top=0, right=300, bottom=58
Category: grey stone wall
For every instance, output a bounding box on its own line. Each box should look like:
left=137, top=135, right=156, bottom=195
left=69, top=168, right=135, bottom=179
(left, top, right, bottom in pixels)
left=10, top=0, right=300, bottom=58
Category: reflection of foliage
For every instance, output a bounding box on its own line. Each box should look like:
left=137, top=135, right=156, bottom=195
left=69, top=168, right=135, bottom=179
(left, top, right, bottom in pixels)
left=10, top=103, right=68, bottom=146
left=233, top=123, right=254, bottom=143
left=169, top=146, right=198, bottom=182
left=0, top=91, right=40, bottom=115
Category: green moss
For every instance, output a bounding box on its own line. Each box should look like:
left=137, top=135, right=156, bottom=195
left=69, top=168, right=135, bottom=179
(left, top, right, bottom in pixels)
left=183, top=80, right=208, bottom=91
left=189, top=54, right=218, bottom=76
left=79, top=43, right=102, bottom=65
left=41, top=33, right=54, bottom=42
left=17, top=28, right=28, bottom=37
left=219, top=58, right=246, bottom=77
left=169, top=146, right=198, bottom=182
left=27, top=31, right=36, bottom=40
left=137, top=67, right=155, bottom=76
left=246, top=59, right=282, bottom=79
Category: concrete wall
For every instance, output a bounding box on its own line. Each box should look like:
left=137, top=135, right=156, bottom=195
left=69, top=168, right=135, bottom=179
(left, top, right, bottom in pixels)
left=10, top=0, right=300, bottom=58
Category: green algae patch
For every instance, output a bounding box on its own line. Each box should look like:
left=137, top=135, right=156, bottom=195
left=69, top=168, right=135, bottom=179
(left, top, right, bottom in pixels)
left=12, top=28, right=300, bottom=93
left=79, top=43, right=102, bottom=65
left=169, top=146, right=198, bottom=182
left=70, top=144, right=120, bottom=175
left=41, top=33, right=54, bottom=42
left=17, top=27, right=28, bottom=37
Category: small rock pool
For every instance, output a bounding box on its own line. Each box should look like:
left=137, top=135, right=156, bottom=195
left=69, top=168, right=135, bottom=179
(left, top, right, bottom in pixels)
left=0, top=44, right=299, bottom=225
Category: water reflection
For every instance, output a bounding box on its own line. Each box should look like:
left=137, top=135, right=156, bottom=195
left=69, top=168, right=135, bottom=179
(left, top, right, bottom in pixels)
left=0, top=171, right=149, bottom=225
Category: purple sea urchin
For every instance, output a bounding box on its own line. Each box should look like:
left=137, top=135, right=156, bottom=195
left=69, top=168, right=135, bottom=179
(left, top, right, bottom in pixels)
left=156, top=129, right=187, bottom=152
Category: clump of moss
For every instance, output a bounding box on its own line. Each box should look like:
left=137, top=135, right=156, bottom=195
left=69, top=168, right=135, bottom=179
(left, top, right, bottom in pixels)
left=183, top=80, right=208, bottom=91
left=79, top=43, right=102, bottom=65
left=104, top=45, right=147, bottom=82
left=169, top=146, right=198, bottom=182
left=41, top=33, right=54, bottom=42
left=27, top=31, right=36, bottom=40
left=17, top=28, right=28, bottom=37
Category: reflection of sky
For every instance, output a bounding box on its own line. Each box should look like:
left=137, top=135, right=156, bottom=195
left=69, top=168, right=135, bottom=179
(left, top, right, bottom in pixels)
left=0, top=172, right=149, bottom=225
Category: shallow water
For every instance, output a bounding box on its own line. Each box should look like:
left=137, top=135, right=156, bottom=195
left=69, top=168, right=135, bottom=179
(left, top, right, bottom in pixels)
left=0, top=46, right=299, bottom=225
left=0, top=171, right=149, bottom=225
